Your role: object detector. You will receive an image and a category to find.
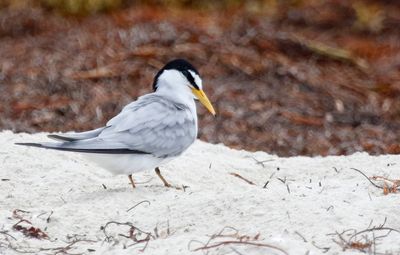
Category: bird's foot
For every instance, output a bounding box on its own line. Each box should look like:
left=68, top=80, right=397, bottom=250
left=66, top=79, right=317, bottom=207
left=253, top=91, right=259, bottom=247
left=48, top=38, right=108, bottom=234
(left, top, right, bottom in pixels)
left=154, top=167, right=189, bottom=191
left=155, top=167, right=171, bottom=187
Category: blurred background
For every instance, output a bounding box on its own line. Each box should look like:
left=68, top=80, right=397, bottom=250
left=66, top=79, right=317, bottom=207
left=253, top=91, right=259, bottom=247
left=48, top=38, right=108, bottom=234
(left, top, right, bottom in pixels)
left=0, top=0, right=399, bottom=156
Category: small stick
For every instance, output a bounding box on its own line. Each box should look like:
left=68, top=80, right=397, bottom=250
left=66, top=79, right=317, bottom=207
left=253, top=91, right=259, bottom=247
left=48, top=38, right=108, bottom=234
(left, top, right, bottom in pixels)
left=350, top=168, right=383, bottom=189
left=352, top=168, right=400, bottom=194
left=46, top=211, right=53, bottom=223
left=0, top=230, right=16, bottom=241
left=330, top=217, right=400, bottom=253
left=248, top=156, right=274, bottom=168
left=229, top=173, right=255, bottom=185
left=311, top=241, right=331, bottom=253
left=37, top=211, right=53, bottom=223
left=193, top=240, right=288, bottom=255
left=39, top=239, right=96, bottom=253
left=277, top=177, right=286, bottom=184
left=12, top=209, right=31, bottom=221
left=101, top=221, right=153, bottom=241
left=126, top=200, right=151, bottom=212
left=372, top=176, right=400, bottom=187
left=294, top=231, right=307, bottom=242
left=349, top=227, right=400, bottom=242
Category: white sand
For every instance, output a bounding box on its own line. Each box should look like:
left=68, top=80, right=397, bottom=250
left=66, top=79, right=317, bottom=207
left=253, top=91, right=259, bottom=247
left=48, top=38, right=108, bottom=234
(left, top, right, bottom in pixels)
left=1, top=131, right=399, bottom=255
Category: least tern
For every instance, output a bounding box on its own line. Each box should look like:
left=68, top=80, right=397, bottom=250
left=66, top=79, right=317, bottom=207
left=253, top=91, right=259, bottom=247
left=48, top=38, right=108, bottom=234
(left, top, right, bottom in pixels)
left=17, top=59, right=216, bottom=189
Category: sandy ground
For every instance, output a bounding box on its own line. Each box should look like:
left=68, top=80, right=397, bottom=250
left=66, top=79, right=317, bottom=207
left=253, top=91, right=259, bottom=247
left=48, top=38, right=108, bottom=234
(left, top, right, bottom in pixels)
left=0, top=131, right=399, bottom=255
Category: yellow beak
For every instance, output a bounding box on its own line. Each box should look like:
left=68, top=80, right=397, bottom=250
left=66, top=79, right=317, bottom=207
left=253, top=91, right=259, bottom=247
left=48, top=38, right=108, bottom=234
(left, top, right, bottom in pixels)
left=191, top=88, right=216, bottom=116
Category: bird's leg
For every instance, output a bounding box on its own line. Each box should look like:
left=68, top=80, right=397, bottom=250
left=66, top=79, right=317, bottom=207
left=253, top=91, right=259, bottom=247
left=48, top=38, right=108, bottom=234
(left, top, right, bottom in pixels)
left=155, top=167, right=171, bottom=187
left=128, top=174, right=136, bottom=189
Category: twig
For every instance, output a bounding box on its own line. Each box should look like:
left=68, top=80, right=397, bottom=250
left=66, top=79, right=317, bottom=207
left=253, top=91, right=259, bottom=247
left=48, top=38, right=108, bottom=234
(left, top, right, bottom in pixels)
left=46, top=211, right=53, bottom=223
left=350, top=227, right=400, bottom=242
left=277, top=177, right=286, bottom=184
left=192, top=240, right=288, bottom=254
left=371, top=175, right=400, bottom=195
left=4, top=236, right=96, bottom=255
left=39, top=239, right=96, bottom=254
left=371, top=176, right=400, bottom=185
left=126, top=200, right=151, bottom=212
left=247, top=156, right=274, bottom=168
left=229, top=173, right=255, bottom=185
left=188, top=227, right=288, bottom=255
left=332, top=230, right=372, bottom=252
left=12, top=220, right=48, bottom=239
left=351, top=168, right=383, bottom=189
left=331, top=218, right=400, bottom=253
left=326, top=205, right=334, bottom=211
left=36, top=211, right=53, bottom=223
left=11, top=210, right=48, bottom=240
left=101, top=220, right=157, bottom=252
left=0, top=230, right=17, bottom=241
left=311, top=241, right=330, bottom=253
left=351, top=168, right=400, bottom=194
left=101, top=221, right=153, bottom=242
left=294, top=231, right=307, bottom=242
left=101, top=219, right=172, bottom=252
left=12, top=209, right=31, bottom=221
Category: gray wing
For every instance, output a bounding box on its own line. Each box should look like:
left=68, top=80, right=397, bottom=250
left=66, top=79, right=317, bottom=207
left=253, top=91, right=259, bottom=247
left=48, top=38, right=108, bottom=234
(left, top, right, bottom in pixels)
left=17, top=94, right=197, bottom=157
left=98, top=94, right=197, bottom=157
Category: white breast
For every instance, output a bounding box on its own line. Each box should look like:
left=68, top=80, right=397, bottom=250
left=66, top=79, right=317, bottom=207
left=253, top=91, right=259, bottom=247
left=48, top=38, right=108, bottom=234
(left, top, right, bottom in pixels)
left=83, top=153, right=174, bottom=175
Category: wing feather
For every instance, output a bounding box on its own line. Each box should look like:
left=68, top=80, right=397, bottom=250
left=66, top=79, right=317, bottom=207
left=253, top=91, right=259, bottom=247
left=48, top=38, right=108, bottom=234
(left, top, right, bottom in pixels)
left=99, top=94, right=197, bottom=157
left=17, top=93, right=197, bottom=157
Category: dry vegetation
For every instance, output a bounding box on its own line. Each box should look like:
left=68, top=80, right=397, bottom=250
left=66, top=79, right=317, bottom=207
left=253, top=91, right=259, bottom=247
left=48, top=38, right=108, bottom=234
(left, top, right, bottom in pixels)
left=0, top=0, right=399, bottom=156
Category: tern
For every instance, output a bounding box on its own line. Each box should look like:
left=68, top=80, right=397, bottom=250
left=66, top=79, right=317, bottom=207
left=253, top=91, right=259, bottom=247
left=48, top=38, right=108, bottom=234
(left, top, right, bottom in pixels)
left=17, top=59, right=216, bottom=189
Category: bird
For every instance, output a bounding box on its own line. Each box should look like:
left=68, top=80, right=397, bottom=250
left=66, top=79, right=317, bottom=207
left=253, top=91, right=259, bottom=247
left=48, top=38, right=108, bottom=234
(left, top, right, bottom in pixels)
left=16, top=59, right=216, bottom=189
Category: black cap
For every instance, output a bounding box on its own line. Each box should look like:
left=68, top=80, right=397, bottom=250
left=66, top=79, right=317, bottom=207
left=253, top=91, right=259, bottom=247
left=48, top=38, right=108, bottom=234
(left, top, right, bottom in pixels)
left=152, top=59, right=200, bottom=91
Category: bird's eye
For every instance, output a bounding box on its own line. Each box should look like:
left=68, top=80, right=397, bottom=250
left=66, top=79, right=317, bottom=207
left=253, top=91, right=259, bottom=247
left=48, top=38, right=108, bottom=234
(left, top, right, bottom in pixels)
left=182, top=70, right=190, bottom=78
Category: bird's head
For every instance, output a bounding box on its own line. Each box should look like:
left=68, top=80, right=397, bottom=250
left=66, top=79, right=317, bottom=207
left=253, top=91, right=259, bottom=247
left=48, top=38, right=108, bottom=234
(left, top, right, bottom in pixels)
left=152, top=59, right=216, bottom=116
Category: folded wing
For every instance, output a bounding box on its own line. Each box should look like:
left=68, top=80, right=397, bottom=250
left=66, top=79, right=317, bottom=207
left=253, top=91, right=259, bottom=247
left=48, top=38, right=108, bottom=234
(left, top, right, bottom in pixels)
left=99, top=94, right=197, bottom=157
left=17, top=94, right=197, bottom=157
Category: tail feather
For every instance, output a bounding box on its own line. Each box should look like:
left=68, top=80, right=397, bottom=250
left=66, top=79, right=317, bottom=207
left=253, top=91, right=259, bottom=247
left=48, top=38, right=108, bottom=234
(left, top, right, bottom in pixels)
left=15, top=142, right=149, bottom=154
left=15, top=142, right=48, bottom=149
left=47, top=135, right=77, bottom=142
left=47, top=127, right=106, bottom=142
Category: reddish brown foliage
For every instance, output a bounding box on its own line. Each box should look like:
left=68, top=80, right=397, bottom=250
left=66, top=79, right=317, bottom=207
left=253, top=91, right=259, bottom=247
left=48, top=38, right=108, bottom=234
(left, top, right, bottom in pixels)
left=12, top=221, right=48, bottom=239
left=11, top=210, right=48, bottom=239
left=0, top=2, right=399, bottom=156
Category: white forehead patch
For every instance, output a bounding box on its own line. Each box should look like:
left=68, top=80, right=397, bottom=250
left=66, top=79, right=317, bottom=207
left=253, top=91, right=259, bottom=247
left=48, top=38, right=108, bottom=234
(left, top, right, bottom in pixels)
left=189, top=70, right=202, bottom=89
